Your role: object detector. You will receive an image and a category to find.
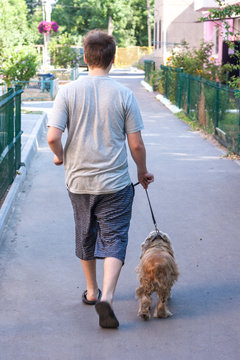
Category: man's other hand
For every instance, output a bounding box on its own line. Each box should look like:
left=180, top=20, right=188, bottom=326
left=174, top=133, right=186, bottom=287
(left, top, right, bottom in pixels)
left=54, top=155, right=63, bottom=166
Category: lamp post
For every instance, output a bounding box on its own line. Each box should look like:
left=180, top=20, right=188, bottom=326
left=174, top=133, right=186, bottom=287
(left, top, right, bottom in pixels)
left=42, top=0, right=52, bottom=70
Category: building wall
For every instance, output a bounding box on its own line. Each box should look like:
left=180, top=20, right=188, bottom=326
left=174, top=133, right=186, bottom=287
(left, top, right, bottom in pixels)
left=153, top=0, right=204, bottom=68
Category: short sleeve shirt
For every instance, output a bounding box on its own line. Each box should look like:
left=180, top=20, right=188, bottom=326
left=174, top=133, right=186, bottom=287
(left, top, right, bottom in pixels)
left=48, top=75, right=144, bottom=194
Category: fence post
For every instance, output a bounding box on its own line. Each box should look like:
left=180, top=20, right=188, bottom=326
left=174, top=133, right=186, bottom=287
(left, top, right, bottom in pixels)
left=215, top=81, right=220, bottom=130
left=186, top=74, right=190, bottom=115
left=14, top=85, right=22, bottom=170
left=177, top=68, right=183, bottom=109
left=165, top=66, right=168, bottom=98
left=50, top=79, right=54, bottom=100
left=144, top=60, right=155, bottom=84
left=7, top=88, right=15, bottom=183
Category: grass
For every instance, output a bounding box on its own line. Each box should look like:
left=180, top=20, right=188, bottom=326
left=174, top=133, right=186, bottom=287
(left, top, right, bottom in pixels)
left=21, top=109, right=43, bottom=115
left=176, top=111, right=201, bottom=131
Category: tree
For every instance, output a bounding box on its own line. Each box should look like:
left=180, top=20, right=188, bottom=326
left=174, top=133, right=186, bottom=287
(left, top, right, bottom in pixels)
left=200, top=0, right=240, bottom=36
left=0, top=0, right=35, bottom=50
left=51, top=0, right=154, bottom=47
left=25, top=0, right=41, bottom=18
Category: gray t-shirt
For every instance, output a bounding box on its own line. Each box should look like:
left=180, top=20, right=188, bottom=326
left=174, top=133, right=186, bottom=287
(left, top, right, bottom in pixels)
left=48, top=75, right=144, bottom=194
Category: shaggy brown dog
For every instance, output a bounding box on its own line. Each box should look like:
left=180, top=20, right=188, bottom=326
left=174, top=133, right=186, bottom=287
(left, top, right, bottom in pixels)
left=136, top=230, right=179, bottom=320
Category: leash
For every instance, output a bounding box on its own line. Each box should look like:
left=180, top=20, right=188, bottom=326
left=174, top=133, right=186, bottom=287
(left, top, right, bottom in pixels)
left=133, top=182, right=160, bottom=233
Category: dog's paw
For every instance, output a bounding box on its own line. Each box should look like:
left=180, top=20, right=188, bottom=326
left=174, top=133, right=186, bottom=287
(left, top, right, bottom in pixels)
left=138, top=311, right=151, bottom=321
left=154, top=307, right=173, bottom=318
left=138, top=314, right=150, bottom=321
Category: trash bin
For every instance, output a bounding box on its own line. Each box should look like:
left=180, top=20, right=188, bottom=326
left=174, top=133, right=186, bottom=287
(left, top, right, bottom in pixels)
left=38, top=73, right=55, bottom=92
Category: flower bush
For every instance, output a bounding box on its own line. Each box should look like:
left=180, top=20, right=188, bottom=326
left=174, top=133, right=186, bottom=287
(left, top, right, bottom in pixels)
left=167, top=41, right=221, bottom=81
left=38, top=21, right=59, bottom=34
left=49, top=34, right=84, bottom=68
left=0, top=47, right=39, bottom=86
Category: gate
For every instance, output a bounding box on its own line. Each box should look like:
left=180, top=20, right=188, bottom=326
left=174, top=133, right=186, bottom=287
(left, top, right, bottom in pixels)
left=0, top=86, right=23, bottom=201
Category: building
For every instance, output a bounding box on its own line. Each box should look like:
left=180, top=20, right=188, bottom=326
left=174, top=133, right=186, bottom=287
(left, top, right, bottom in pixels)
left=153, top=0, right=204, bottom=68
left=195, top=0, right=240, bottom=70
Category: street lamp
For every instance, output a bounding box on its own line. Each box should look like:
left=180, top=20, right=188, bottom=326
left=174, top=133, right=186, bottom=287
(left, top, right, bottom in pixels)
left=42, top=0, right=52, bottom=70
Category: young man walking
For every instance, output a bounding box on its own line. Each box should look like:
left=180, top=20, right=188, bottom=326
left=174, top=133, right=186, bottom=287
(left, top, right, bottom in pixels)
left=47, top=30, right=154, bottom=329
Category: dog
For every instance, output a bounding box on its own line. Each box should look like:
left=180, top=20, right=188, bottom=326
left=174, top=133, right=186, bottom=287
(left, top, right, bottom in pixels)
left=136, top=230, right=179, bottom=320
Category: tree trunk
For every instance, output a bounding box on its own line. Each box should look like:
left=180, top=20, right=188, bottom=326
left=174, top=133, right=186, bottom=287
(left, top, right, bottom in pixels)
left=108, top=16, right=114, bottom=35
left=147, top=0, right=151, bottom=47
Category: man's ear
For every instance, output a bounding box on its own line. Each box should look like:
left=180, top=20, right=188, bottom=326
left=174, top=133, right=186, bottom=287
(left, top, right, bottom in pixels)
left=112, top=55, right=115, bottom=64
left=84, top=54, right=88, bottom=64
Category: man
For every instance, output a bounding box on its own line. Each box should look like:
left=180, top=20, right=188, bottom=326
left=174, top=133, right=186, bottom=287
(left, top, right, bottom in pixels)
left=47, top=29, right=154, bottom=329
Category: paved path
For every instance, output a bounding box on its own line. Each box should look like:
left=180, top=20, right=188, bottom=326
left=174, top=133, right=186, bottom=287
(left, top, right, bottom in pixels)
left=0, top=71, right=240, bottom=360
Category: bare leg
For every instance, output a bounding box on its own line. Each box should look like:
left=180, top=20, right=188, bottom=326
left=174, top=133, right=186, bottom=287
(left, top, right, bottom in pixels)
left=95, top=257, right=122, bottom=328
left=81, top=259, right=99, bottom=301
left=100, top=257, right=123, bottom=305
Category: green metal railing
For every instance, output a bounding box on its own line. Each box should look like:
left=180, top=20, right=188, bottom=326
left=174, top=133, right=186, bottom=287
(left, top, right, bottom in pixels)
left=0, top=86, right=23, bottom=201
left=160, top=65, right=240, bottom=154
left=144, top=60, right=155, bottom=84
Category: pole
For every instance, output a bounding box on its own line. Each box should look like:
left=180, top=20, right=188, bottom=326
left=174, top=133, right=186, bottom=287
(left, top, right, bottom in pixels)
left=147, top=0, right=151, bottom=48
left=163, top=0, right=167, bottom=65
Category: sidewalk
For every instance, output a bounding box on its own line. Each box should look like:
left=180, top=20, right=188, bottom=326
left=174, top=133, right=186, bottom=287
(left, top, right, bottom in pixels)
left=0, top=72, right=240, bottom=360
left=0, top=107, right=49, bottom=240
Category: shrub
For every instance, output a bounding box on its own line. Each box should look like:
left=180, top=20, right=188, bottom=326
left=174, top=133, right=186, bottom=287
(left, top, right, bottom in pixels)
left=167, top=40, right=221, bottom=81
left=0, top=47, right=39, bottom=86
left=49, top=34, right=83, bottom=68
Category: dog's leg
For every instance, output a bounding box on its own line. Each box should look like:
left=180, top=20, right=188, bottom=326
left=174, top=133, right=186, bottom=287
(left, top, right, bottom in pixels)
left=136, top=286, right=152, bottom=321
left=154, top=290, right=172, bottom=318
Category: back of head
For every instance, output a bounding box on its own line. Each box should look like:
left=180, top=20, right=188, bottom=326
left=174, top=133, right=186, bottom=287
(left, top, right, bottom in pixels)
left=83, top=29, right=116, bottom=69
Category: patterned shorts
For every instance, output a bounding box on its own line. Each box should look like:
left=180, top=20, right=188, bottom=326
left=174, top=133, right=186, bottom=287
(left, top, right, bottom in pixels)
left=68, top=184, right=135, bottom=263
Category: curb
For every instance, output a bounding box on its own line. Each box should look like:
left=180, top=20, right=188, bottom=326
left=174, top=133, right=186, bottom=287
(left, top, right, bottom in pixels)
left=0, top=112, right=48, bottom=241
left=141, top=80, right=181, bottom=114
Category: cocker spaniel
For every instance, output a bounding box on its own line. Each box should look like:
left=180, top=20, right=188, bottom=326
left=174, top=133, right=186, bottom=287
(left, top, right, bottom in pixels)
left=136, top=230, right=179, bottom=320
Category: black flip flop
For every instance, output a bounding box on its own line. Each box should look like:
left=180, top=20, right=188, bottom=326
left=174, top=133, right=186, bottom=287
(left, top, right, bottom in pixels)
left=82, top=289, right=102, bottom=305
left=95, top=301, right=119, bottom=329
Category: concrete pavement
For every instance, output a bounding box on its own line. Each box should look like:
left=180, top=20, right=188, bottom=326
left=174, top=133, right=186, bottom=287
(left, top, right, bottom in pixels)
left=0, top=70, right=240, bottom=360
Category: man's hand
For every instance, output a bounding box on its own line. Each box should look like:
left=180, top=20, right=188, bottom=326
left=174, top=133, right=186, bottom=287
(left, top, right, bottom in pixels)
left=53, top=155, right=63, bottom=166
left=138, top=171, right=154, bottom=189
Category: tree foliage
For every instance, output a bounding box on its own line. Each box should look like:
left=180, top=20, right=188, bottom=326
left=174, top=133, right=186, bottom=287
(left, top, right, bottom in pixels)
left=0, top=0, right=35, bottom=49
left=200, top=0, right=240, bottom=36
left=52, top=0, right=154, bottom=47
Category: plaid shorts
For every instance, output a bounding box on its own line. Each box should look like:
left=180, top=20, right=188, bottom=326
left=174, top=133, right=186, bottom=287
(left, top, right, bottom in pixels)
left=68, top=184, right=135, bottom=263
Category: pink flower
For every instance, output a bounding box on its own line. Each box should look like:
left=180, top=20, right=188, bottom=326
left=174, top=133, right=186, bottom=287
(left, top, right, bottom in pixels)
left=38, top=21, right=59, bottom=34
left=51, top=21, right=59, bottom=32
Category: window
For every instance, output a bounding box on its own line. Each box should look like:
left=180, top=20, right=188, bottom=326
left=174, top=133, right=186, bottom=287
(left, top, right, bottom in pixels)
left=155, top=22, right=158, bottom=49
left=213, top=26, right=219, bottom=54
left=159, top=20, right=161, bottom=48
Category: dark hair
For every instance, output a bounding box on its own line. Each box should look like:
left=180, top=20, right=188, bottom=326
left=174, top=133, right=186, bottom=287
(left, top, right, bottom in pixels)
left=83, top=30, right=116, bottom=69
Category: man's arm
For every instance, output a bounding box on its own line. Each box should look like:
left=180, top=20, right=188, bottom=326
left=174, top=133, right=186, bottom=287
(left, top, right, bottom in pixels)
left=47, top=126, right=64, bottom=166
left=127, top=131, right=154, bottom=189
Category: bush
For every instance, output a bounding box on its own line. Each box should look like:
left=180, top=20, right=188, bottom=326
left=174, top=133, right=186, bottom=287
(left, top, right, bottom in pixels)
left=167, top=40, right=221, bottom=81
left=49, top=34, right=83, bottom=68
left=0, top=47, right=39, bottom=86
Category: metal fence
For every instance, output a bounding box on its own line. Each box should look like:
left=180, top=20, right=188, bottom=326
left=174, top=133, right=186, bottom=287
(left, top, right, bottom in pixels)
left=144, top=60, right=155, bottom=84
left=12, top=78, right=59, bottom=101
left=0, top=86, right=23, bottom=201
left=159, top=65, right=240, bottom=154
